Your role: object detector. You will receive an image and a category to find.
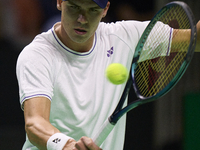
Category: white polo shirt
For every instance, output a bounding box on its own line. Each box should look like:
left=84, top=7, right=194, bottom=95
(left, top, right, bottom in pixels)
left=17, top=21, right=150, bottom=150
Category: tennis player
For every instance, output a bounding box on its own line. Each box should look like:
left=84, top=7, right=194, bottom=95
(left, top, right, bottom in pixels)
left=16, top=0, right=200, bottom=150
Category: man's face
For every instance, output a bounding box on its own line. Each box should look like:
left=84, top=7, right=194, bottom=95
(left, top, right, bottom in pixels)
left=58, top=0, right=109, bottom=44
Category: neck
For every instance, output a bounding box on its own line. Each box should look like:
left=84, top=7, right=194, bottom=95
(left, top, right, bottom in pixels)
left=54, top=23, right=94, bottom=53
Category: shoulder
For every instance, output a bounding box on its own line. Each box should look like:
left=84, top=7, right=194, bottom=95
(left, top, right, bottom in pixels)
left=97, top=21, right=149, bottom=36
left=96, top=21, right=150, bottom=46
left=17, top=29, right=58, bottom=65
left=95, top=21, right=149, bottom=50
left=16, top=29, right=63, bottom=78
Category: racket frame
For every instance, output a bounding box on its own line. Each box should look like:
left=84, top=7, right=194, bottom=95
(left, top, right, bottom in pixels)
left=110, top=1, right=197, bottom=125
left=131, top=1, right=197, bottom=104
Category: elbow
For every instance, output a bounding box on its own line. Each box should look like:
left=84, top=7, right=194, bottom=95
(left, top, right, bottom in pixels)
left=24, top=116, right=44, bottom=136
left=25, top=120, right=34, bottom=135
left=25, top=119, right=38, bottom=143
left=24, top=117, right=55, bottom=150
left=24, top=118, right=46, bottom=149
left=25, top=118, right=41, bottom=145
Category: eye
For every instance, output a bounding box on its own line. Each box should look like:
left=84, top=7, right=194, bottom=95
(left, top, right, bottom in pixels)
left=90, top=8, right=97, bottom=12
left=69, top=5, right=80, bottom=10
left=89, top=7, right=101, bottom=13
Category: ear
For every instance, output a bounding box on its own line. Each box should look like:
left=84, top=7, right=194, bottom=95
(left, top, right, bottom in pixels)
left=57, top=0, right=62, bottom=11
left=102, top=2, right=110, bottom=18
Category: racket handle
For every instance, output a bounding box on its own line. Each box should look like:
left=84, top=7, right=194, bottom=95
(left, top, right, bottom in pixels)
left=92, top=119, right=114, bottom=146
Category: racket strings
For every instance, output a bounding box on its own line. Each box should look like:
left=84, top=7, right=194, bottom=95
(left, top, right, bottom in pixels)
left=136, top=53, right=186, bottom=97
left=134, top=5, right=192, bottom=98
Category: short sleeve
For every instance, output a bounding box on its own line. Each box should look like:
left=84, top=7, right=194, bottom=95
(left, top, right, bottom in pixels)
left=16, top=46, right=54, bottom=109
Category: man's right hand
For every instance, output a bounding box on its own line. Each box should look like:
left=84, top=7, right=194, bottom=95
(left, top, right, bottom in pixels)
left=62, top=138, right=77, bottom=150
left=73, top=136, right=102, bottom=150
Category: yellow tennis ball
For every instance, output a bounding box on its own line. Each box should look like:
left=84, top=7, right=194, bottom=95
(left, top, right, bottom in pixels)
left=106, top=63, right=128, bottom=85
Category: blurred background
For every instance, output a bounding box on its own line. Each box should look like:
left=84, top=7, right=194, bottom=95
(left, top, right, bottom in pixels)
left=0, top=0, right=200, bottom=149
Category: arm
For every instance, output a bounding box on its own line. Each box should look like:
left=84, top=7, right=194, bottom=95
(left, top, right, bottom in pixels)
left=171, top=20, right=200, bottom=52
left=24, top=97, right=76, bottom=150
left=196, top=20, right=200, bottom=52
left=24, top=97, right=100, bottom=150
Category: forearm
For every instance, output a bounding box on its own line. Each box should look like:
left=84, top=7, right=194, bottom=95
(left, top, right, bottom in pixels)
left=25, top=116, right=60, bottom=150
left=23, top=97, right=77, bottom=150
left=171, top=20, right=200, bottom=52
left=171, top=29, right=191, bottom=52
left=23, top=97, right=102, bottom=150
left=195, top=21, right=200, bottom=52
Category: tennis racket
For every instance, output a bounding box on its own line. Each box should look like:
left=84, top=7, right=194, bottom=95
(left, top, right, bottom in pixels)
left=92, top=1, right=197, bottom=146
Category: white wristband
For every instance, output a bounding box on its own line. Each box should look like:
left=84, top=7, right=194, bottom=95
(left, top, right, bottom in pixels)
left=47, top=133, right=73, bottom=150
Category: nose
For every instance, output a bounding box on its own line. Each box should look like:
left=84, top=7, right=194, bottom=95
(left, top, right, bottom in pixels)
left=77, top=14, right=88, bottom=24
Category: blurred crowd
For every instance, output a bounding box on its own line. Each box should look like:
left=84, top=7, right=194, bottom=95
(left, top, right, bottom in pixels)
left=0, top=0, right=154, bottom=50
left=0, top=0, right=60, bottom=49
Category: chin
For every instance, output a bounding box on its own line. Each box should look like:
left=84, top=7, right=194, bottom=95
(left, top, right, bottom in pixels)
left=72, top=35, right=92, bottom=44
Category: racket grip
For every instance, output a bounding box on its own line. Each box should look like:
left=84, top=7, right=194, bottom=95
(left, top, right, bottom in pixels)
left=92, top=119, right=114, bottom=146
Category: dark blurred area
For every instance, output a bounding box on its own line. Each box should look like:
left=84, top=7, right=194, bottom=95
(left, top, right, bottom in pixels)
left=0, top=0, right=199, bottom=150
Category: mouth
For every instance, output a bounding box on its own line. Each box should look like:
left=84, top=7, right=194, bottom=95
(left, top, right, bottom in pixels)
left=74, top=28, right=87, bottom=35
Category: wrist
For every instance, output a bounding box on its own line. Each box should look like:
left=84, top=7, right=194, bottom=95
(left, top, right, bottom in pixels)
left=47, top=133, right=74, bottom=150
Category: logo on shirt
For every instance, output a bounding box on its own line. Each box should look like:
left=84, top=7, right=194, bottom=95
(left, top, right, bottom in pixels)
left=107, top=47, right=114, bottom=57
